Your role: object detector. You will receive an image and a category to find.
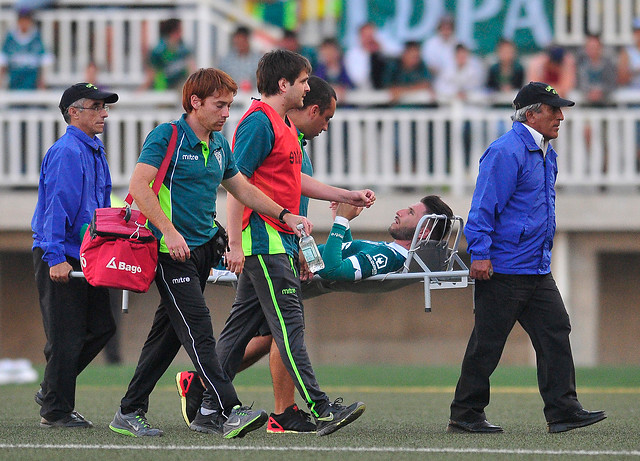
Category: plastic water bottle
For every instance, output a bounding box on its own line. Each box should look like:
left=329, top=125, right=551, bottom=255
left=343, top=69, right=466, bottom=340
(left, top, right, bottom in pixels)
left=297, top=223, right=325, bottom=272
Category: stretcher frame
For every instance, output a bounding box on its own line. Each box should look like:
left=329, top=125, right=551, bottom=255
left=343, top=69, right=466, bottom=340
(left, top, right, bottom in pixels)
left=206, top=213, right=471, bottom=312
left=71, top=214, right=472, bottom=313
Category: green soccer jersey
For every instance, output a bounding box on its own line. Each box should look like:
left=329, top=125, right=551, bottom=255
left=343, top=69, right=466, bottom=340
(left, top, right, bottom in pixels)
left=148, top=38, right=192, bottom=90
left=317, top=222, right=407, bottom=281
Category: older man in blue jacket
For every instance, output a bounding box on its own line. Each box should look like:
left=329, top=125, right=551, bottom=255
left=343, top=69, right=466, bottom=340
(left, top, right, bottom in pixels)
left=448, top=82, right=606, bottom=434
left=32, top=83, right=118, bottom=429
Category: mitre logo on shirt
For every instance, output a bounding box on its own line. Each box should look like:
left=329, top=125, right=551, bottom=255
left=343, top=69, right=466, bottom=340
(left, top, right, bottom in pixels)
left=182, top=153, right=199, bottom=161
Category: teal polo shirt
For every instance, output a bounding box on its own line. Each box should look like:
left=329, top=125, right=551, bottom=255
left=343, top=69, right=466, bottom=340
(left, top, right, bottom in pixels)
left=138, top=114, right=239, bottom=252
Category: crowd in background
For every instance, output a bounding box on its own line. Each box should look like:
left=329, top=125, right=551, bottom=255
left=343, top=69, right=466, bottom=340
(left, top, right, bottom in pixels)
left=2, top=5, right=640, bottom=108
left=217, top=14, right=640, bottom=108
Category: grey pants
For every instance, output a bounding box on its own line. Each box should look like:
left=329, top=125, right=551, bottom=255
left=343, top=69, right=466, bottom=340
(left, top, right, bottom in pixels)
left=216, top=253, right=329, bottom=416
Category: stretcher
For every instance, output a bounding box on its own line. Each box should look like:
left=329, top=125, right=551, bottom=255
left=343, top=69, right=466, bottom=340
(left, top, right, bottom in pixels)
left=205, top=214, right=471, bottom=312
left=71, top=214, right=472, bottom=313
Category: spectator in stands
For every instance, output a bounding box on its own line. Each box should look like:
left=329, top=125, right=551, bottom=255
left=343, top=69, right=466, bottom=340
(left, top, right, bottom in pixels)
left=576, top=33, right=617, bottom=106
left=486, top=38, right=525, bottom=93
left=141, top=18, right=195, bottom=91
left=382, top=40, right=434, bottom=104
left=576, top=33, right=618, bottom=166
left=526, top=44, right=576, bottom=97
left=249, top=0, right=298, bottom=31
left=218, top=26, right=262, bottom=93
left=0, top=8, right=52, bottom=89
left=486, top=39, right=525, bottom=135
left=278, top=29, right=317, bottom=69
left=435, top=43, right=485, bottom=101
left=314, top=37, right=354, bottom=101
left=344, top=22, right=389, bottom=90
left=14, top=0, right=54, bottom=11
left=618, top=18, right=640, bottom=89
left=618, top=18, right=640, bottom=169
left=421, top=15, right=457, bottom=86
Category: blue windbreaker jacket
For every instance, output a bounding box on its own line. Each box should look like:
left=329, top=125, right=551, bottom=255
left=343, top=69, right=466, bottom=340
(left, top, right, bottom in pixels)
left=464, top=121, right=557, bottom=274
left=32, top=125, right=111, bottom=266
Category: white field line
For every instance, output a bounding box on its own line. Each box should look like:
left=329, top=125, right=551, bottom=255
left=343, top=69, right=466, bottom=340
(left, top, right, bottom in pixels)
left=233, top=385, right=640, bottom=394
left=70, top=384, right=640, bottom=395
left=0, top=444, right=639, bottom=457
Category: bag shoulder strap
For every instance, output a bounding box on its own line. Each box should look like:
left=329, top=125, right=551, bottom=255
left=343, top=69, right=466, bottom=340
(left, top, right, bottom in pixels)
left=124, top=122, right=178, bottom=205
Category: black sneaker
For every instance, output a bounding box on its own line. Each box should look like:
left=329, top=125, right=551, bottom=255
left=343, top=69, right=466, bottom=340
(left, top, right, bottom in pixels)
left=35, top=388, right=88, bottom=421
left=315, top=398, right=365, bottom=436
left=175, top=371, right=205, bottom=426
left=109, top=408, right=163, bottom=437
left=267, top=404, right=316, bottom=433
left=189, top=408, right=225, bottom=435
left=223, top=405, right=268, bottom=439
left=34, top=388, right=44, bottom=406
left=40, top=412, right=93, bottom=428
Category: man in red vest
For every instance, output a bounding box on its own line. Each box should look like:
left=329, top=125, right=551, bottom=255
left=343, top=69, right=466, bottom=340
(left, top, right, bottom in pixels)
left=220, top=50, right=373, bottom=436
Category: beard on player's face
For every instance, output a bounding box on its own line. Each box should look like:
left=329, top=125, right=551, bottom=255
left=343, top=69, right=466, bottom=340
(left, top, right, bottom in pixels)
left=388, top=224, right=415, bottom=241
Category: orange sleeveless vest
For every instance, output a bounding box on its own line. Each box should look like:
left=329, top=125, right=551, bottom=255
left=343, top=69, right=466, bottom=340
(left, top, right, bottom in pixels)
left=234, top=99, right=302, bottom=233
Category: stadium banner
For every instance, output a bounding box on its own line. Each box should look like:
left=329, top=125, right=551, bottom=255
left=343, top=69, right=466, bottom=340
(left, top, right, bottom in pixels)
left=340, top=0, right=554, bottom=56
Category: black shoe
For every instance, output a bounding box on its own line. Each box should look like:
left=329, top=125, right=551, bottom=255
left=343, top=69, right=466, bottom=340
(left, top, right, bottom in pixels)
left=547, top=409, right=607, bottom=433
left=176, top=371, right=205, bottom=426
left=315, top=398, right=365, bottom=436
left=40, top=412, right=93, bottom=428
left=267, top=404, right=316, bottom=433
left=189, top=408, right=225, bottom=435
left=34, top=388, right=43, bottom=406
left=447, top=419, right=504, bottom=433
left=35, top=388, right=88, bottom=421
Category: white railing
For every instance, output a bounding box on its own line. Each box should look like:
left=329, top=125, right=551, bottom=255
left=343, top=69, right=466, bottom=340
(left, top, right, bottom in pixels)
left=3, top=98, right=640, bottom=195
left=555, top=0, right=640, bottom=46
left=0, top=0, right=280, bottom=89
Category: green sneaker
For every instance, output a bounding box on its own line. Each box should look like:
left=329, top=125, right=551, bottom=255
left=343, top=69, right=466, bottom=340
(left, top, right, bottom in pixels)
left=109, top=408, right=163, bottom=437
left=315, top=398, right=366, bottom=436
left=223, top=405, right=268, bottom=439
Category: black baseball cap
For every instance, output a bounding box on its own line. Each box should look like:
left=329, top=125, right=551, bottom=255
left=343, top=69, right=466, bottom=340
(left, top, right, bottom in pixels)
left=513, top=82, right=574, bottom=110
left=59, top=82, right=119, bottom=114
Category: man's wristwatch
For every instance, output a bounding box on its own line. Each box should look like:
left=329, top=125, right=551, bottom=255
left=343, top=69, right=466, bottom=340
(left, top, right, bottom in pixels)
left=279, top=208, right=291, bottom=223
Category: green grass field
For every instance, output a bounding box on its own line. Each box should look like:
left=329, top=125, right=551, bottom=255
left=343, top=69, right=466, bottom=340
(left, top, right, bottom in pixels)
left=1, top=364, right=639, bottom=461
